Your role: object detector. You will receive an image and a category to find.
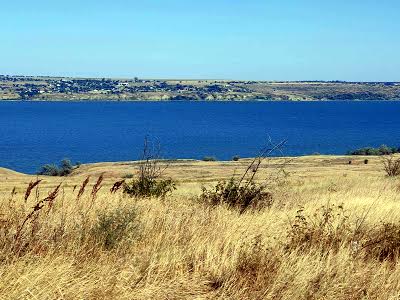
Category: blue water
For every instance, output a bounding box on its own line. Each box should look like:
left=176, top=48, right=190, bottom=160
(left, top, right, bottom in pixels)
left=0, top=101, right=399, bottom=174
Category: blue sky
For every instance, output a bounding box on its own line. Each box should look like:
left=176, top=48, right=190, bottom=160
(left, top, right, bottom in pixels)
left=1, top=0, right=399, bottom=81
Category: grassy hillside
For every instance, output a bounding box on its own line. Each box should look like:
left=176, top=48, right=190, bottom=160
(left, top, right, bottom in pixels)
left=1, top=155, right=400, bottom=299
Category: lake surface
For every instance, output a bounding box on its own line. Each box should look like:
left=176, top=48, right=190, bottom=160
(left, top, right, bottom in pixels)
left=0, top=101, right=399, bottom=174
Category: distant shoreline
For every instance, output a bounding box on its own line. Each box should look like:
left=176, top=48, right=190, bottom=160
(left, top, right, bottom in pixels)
left=1, top=75, right=399, bottom=101
left=1, top=99, right=400, bottom=103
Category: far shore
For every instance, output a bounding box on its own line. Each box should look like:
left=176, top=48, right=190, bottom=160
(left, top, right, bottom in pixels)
left=1, top=75, right=399, bottom=101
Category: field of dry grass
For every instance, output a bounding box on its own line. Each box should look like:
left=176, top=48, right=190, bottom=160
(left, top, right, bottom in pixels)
left=1, top=155, right=400, bottom=299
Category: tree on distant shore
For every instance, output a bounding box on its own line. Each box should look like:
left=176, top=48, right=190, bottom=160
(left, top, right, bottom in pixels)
left=347, top=145, right=400, bottom=156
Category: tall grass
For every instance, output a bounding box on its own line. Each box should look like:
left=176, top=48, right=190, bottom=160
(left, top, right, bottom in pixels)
left=1, top=160, right=400, bottom=299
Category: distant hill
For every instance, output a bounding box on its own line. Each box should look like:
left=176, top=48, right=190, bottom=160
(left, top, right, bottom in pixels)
left=1, top=75, right=399, bottom=101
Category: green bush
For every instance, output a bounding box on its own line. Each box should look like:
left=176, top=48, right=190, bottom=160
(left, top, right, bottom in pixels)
left=91, top=206, right=139, bottom=250
left=38, top=158, right=76, bottom=176
left=203, top=156, right=217, bottom=162
left=199, top=140, right=290, bottom=213
left=123, top=177, right=176, bottom=198
left=38, top=164, right=60, bottom=176
left=200, top=178, right=273, bottom=213
left=122, top=137, right=176, bottom=198
left=59, top=159, right=74, bottom=176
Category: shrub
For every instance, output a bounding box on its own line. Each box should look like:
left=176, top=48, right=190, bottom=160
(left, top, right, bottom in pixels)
left=232, top=155, right=240, bottom=161
left=91, top=206, right=139, bottom=250
left=38, top=164, right=60, bottom=176
left=203, top=156, right=217, bottom=162
left=200, top=139, right=287, bottom=213
left=38, top=158, right=77, bottom=176
left=200, top=178, right=273, bottom=213
left=286, top=204, right=351, bottom=253
left=123, top=137, right=176, bottom=198
left=123, top=177, right=175, bottom=198
left=382, top=156, right=400, bottom=177
left=59, top=159, right=74, bottom=176
left=378, top=145, right=393, bottom=155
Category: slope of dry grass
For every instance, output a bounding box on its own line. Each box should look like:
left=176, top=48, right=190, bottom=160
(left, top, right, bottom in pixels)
left=1, top=155, right=400, bottom=299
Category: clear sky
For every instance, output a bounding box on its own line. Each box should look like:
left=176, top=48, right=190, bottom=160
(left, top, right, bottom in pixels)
left=1, top=0, right=399, bottom=81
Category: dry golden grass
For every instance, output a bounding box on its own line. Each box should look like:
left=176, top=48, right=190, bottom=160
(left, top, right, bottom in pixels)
left=1, top=155, right=400, bottom=299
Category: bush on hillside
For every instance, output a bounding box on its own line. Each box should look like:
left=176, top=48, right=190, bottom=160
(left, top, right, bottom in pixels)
left=123, top=137, right=176, bottom=198
left=200, top=178, right=273, bottom=213
left=123, top=177, right=176, bottom=198
left=38, top=159, right=77, bottom=176
left=39, top=164, right=60, bottom=176
left=199, top=139, right=288, bottom=213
